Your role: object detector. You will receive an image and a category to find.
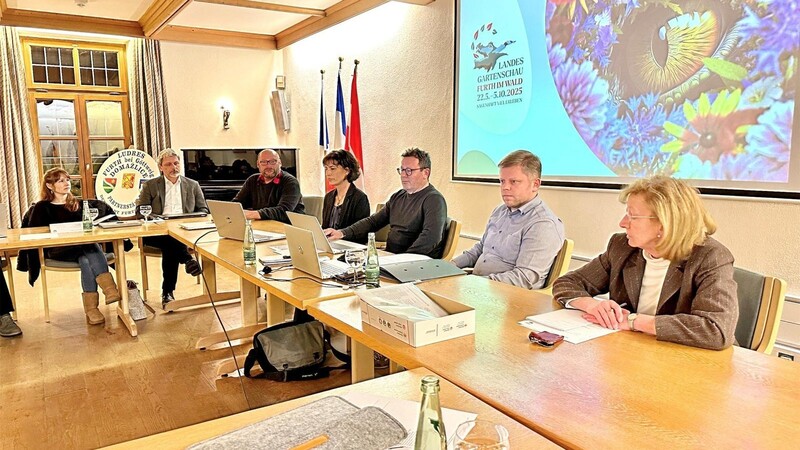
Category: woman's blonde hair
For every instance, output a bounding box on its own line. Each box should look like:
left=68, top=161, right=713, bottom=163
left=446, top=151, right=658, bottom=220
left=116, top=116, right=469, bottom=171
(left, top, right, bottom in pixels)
left=620, top=176, right=715, bottom=261
left=41, top=167, right=79, bottom=212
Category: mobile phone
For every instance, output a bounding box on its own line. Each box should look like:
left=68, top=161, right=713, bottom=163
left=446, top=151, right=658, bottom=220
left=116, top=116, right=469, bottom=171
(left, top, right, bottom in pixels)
left=529, top=331, right=564, bottom=347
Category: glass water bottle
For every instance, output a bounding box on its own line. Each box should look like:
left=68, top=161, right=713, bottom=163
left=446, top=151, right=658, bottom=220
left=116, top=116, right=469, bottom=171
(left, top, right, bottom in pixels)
left=365, top=232, right=380, bottom=288
left=414, top=375, right=447, bottom=450
left=243, top=220, right=256, bottom=266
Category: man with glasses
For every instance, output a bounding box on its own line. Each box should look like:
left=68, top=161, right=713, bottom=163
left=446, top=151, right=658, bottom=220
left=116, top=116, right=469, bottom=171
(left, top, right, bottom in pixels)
left=325, top=147, right=447, bottom=258
left=452, top=150, right=564, bottom=289
left=137, top=149, right=207, bottom=307
left=233, top=148, right=305, bottom=222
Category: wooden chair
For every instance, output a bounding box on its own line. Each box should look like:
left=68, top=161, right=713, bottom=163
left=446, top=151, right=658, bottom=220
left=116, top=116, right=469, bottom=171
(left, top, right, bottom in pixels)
left=303, top=195, right=324, bottom=223
left=138, top=238, right=200, bottom=301
left=38, top=248, right=115, bottom=323
left=373, top=203, right=389, bottom=246
left=534, top=238, right=574, bottom=295
left=733, top=267, right=786, bottom=354
left=440, top=218, right=462, bottom=260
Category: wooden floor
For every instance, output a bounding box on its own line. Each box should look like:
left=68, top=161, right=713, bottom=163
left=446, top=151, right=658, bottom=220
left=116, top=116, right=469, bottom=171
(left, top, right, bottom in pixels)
left=0, top=248, right=353, bottom=449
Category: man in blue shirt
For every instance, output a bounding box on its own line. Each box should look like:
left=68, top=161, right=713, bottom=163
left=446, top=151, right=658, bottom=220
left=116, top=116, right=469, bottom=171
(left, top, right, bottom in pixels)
left=452, top=150, right=564, bottom=289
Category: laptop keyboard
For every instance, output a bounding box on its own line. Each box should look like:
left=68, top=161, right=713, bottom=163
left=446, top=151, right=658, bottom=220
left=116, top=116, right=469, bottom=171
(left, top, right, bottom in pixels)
left=320, top=259, right=350, bottom=278
left=330, top=241, right=365, bottom=252
left=253, top=231, right=284, bottom=243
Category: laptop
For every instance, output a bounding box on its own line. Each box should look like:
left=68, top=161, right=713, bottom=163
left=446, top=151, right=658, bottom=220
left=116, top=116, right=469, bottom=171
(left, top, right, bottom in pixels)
left=207, top=200, right=284, bottom=243
left=287, top=211, right=367, bottom=253
left=153, top=211, right=208, bottom=220
left=0, top=204, right=7, bottom=238
left=179, top=221, right=217, bottom=231
left=284, top=225, right=350, bottom=279
left=381, top=259, right=466, bottom=283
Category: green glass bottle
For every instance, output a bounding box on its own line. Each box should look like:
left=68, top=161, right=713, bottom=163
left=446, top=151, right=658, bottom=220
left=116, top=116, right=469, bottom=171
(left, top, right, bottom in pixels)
left=82, top=201, right=92, bottom=232
left=365, top=232, right=380, bottom=288
left=414, top=375, right=446, bottom=450
left=243, top=220, right=256, bottom=266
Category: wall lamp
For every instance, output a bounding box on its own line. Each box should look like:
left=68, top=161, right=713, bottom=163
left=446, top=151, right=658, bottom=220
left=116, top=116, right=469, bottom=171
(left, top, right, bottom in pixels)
left=221, top=106, right=231, bottom=130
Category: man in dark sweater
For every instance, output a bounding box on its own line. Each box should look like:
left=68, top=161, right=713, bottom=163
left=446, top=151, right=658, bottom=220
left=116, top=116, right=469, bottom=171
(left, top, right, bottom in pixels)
left=233, top=149, right=305, bottom=223
left=324, top=148, right=447, bottom=258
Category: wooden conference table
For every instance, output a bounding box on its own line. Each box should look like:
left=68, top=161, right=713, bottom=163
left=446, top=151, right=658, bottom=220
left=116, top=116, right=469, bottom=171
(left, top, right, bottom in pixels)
left=309, top=275, right=800, bottom=449
left=107, top=367, right=557, bottom=449
left=0, top=222, right=169, bottom=336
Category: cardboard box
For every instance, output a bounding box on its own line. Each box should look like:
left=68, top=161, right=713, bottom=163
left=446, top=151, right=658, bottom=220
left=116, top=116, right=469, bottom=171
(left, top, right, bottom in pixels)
left=359, top=290, right=475, bottom=347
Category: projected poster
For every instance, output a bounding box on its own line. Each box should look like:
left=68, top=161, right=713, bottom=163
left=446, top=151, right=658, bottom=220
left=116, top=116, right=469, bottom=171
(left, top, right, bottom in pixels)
left=454, top=0, right=800, bottom=195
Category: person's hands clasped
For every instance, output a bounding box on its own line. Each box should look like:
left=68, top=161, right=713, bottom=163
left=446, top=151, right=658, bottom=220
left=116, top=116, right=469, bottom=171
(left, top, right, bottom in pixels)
left=244, top=210, right=261, bottom=220
left=582, top=299, right=628, bottom=330
left=324, top=228, right=344, bottom=240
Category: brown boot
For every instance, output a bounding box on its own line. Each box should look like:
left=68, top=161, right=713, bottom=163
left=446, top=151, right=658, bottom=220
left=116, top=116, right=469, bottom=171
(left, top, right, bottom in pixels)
left=96, top=272, right=121, bottom=304
left=82, top=292, right=105, bottom=325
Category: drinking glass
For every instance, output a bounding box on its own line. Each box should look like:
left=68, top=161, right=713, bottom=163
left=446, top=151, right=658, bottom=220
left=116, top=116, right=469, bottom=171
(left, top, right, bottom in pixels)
left=140, top=205, right=152, bottom=223
left=454, top=420, right=510, bottom=450
left=88, top=207, right=99, bottom=222
left=344, top=249, right=365, bottom=285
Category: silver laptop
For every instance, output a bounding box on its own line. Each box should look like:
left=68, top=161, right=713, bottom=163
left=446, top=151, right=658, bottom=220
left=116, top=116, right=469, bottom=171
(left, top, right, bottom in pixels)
left=286, top=211, right=367, bottom=253
left=207, top=200, right=284, bottom=243
left=0, top=204, right=7, bottom=238
left=284, top=225, right=349, bottom=279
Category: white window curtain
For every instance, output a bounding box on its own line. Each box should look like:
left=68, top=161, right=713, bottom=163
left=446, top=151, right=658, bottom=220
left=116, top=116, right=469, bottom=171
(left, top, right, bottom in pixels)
left=128, top=38, right=171, bottom=158
left=0, top=26, right=40, bottom=227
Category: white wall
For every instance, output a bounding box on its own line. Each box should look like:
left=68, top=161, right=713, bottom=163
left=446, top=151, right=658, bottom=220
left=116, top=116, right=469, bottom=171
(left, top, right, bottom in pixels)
left=278, top=0, right=800, bottom=298
left=160, top=41, right=286, bottom=151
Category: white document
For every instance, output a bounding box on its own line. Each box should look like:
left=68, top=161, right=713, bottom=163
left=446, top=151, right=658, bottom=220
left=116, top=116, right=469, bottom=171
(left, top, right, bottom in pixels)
left=20, top=232, right=59, bottom=240
left=92, top=214, right=115, bottom=225
left=357, top=283, right=449, bottom=320
left=380, top=253, right=431, bottom=265
left=48, top=221, right=83, bottom=233
left=520, top=309, right=619, bottom=344
left=342, top=392, right=477, bottom=450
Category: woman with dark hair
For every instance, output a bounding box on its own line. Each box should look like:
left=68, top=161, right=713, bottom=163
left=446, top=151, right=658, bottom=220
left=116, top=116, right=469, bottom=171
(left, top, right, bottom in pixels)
left=322, top=149, right=370, bottom=244
left=28, top=168, right=121, bottom=325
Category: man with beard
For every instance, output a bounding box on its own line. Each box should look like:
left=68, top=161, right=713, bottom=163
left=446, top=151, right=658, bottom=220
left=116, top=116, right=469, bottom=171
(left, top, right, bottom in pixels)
left=137, top=149, right=206, bottom=307
left=233, top=148, right=305, bottom=223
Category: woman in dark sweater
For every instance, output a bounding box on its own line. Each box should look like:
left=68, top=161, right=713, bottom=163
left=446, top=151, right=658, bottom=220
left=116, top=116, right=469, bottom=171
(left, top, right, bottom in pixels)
left=28, top=168, right=121, bottom=325
left=321, top=150, right=370, bottom=244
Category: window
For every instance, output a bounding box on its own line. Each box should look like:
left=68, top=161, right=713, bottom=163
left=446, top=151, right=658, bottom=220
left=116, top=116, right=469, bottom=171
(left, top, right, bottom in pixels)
left=22, top=37, right=131, bottom=199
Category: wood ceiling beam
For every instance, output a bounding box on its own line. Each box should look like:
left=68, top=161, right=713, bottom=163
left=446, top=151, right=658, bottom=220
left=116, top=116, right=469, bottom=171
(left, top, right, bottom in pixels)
left=276, top=0, right=389, bottom=50
left=0, top=9, right=144, bottom=37
left=139, top=0, right=192, bottom=37
left=193, top=0, right=325, bottom=16
left=392, top=0, right=435, bottom=4
left=155, top=25, right=276, bottom=50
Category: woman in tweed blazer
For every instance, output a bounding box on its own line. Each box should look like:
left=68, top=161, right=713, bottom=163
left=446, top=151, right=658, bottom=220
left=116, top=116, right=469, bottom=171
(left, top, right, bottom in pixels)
left=553, top=176, right=738, bottom=350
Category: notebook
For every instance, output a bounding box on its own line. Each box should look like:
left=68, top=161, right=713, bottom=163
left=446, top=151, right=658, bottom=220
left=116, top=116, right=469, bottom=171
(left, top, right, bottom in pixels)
left=207, top=200, right=284, bottom=243
left=284, top=225, right=349, bottom=280
left=380, top=259, right=466, bottom=283
left=287, top=211, right=366, bottom=253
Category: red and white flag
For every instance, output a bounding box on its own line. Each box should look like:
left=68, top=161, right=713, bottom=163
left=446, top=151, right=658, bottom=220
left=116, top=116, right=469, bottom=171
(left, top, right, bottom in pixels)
left=345, top=65, right=364, bottom=185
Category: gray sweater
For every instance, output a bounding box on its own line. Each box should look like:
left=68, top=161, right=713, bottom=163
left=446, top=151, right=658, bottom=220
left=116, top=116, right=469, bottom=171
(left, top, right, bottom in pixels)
left=342, top=184, right=447, bottom=258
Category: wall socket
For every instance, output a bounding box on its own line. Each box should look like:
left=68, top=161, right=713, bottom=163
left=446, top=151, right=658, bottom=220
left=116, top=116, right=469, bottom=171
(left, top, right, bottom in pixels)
left=777, top=352, right=794, bottom=361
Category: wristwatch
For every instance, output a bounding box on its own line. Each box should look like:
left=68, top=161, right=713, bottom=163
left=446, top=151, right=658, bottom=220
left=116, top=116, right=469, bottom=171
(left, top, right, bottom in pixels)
left=628, top=313, right=638, bottom=332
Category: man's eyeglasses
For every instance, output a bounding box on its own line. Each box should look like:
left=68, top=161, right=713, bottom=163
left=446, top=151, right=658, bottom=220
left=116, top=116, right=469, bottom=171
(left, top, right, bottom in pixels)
left=623, top=212, right=656, bottom=221
left=259, top=159, right=280, bottom=166
left=396, top=167, right=426, bottom=176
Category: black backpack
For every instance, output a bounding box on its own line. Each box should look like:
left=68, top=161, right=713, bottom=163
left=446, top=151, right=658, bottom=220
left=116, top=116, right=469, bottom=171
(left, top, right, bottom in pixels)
left=243, top=319, right=350, bottom=381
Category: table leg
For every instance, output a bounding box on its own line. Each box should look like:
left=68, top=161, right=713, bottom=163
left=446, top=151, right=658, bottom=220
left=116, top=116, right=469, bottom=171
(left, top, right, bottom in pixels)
left=114, top=239, right=137, bottom=337
left=164, top=257, right=240, bottom=312
left=266, top=292, right=285, bottom=327
left=351, top=341, right=376, bottom=383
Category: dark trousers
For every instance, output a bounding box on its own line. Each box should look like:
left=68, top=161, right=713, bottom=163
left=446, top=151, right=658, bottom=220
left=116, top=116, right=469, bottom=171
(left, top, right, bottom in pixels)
left=0, top=272, right=13, bottom=315
left=142, top=235, right=192, bottom=294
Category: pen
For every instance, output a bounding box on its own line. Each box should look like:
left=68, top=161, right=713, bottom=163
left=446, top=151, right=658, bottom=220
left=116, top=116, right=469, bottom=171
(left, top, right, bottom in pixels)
left=291, top=435, right=329, bottom=450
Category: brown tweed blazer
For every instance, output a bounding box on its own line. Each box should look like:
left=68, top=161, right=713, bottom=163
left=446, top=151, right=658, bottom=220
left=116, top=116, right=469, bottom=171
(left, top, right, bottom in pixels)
left=553, top=233, right=738, bottom=350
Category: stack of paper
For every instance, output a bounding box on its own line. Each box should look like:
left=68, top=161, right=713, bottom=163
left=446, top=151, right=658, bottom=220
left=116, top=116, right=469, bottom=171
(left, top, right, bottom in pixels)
left=519, top=309, right=618, bottom=344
